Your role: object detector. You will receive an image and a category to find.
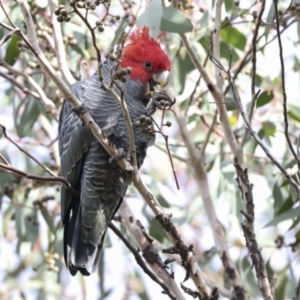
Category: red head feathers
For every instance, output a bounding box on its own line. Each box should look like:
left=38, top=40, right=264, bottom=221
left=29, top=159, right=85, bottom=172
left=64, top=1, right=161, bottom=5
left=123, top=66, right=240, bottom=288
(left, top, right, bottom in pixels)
left=120, top=27, right=171, bottom=86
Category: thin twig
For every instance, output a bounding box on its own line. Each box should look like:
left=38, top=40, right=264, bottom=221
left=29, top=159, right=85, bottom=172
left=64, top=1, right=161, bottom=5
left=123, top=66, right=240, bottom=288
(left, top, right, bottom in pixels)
left=0, top=27, right=19, bottom=47
left=150, top=113, right=180, bottom=190
left=199, top=110, right=218, bottom=161
left=0, top=71, right=44, bottom=101
left=0, top=162, right=78, bottom=195
left=241, top=0, right=266, bottom=146
left=154, top=144, right=187, bottom=163
left=0, top=20, right=13, bottom=31
left=0, top=124, right=57, bottom=177
left=0, top=153, right=10, bottom=164
left=0, top=0, right=14, bottom=27
left=184, top=53, right=209, bottom=117
left=49, top=0, right=76, bottom=86
left=273, top=0, right=300, bottom=169
left=179, top=33, right=243, bottom=165
left=225, top=67, right=300, bottom=195
left=0, top=59, right=59, bottom=120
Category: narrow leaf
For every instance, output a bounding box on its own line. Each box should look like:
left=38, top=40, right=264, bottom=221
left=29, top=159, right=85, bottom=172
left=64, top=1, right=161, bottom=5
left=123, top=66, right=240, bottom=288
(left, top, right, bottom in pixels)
left=4, top=35, right=21, bottom=66
left=17, top=98, right=41, bottom=138
left=220, top=26, right=246, bottom=51
left=136, top=0, right=163, bottom=37
left=106, top=19, right=129, bottom=54
left=161, top=7, right=193, bottom=33
left=256, top=90, right=274, bottom=108
left=264, top=206, right=300, bottom=227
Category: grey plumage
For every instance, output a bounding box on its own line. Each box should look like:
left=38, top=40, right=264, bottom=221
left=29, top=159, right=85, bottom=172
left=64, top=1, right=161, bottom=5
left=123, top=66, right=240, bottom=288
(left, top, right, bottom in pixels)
left=59, top=60, right=155, bottom=276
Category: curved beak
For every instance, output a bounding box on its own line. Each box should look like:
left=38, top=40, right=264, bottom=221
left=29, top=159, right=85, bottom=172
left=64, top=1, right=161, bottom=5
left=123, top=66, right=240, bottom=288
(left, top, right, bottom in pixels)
left=152, top=70, right=170, bottom=87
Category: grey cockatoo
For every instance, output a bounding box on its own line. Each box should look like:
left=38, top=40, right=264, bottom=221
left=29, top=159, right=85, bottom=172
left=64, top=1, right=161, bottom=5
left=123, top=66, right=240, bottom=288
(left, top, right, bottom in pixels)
left=59, top=27, right=172, bottom=276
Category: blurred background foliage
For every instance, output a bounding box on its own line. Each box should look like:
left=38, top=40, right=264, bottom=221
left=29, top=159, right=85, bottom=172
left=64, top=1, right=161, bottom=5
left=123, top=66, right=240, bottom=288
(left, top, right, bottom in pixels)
left=0, top=0, right=300, bottom=299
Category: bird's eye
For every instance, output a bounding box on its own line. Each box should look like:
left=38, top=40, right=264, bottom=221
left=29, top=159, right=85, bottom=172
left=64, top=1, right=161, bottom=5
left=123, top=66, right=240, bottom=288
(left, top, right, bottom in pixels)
left=144, top=61, right=152, bottom=71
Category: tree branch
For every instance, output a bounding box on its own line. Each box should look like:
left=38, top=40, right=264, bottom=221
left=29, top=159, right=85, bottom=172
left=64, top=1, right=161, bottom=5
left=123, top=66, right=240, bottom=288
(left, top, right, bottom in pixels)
left=109, top=222, right=178, bottom=300
left=177, top=116, right=247, bottom=299
left=14, top=1, right=210, bottom=295
left=233, top=158, right=273, bottom=300
left=114, top=200, right=184, bottom=300
left=0, top=123, right=57, bottom=176
left=0, top=58, right=59, bottom=120
left=0, top=162, right=78, bottom=195
left=49, top=0, right=76, bottom=86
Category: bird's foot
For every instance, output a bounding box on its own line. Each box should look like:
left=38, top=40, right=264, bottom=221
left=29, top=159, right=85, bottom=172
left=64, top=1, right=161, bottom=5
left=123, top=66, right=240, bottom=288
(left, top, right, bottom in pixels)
left=152, top=91, right=176, bottom=110
left=109, top=148, right=130, bottom=165
left=71, top=104, right=89, bottom=115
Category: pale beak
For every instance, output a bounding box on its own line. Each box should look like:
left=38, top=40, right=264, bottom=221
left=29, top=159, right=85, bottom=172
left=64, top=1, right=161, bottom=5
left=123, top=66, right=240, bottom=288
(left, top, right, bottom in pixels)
left=152, top=70, right=170, bottom=87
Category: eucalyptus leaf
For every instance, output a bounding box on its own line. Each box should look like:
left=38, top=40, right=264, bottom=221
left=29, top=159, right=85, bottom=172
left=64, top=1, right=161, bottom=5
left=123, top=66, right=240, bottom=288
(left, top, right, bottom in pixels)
left=17, top=98, right=41, bottom=138
left=4, top=35, right=21, bottom=66
left=149, top=219, right=168, bottom=243
left=106, top=19, right=129, bottom=55
left=220, top=26, right=246, bottom=51
left=161, top=7, right=193, bottom=33
left=136, top=0, right=163, bottom=37
left=40, top=205, right=56, bottom=234
left=24, top=212, right=39, bottom=246
left=256, top=90, right=274, bottom=108
left=264, top=206, right=300, bottom=227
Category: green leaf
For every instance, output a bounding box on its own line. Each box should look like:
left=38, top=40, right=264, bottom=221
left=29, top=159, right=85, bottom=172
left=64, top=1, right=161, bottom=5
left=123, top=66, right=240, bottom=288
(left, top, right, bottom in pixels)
left=294, top=56, right=300, bottom=72
left=0, top=152, right=14, bottom=191
left=24, top=213, right=39, bottom=245
left=288, top=216, right=300, bottom=231
left=220, top=26, right=246, bottom=51
left=15, top=206, right=24, bottom=253
left=157, top=194, right=170, bottom=208
left=276, top=196, right=294, bottom=216
left=136, top=0, right=163, bottom=37
left=106, top=19, right=129, bottom=54
left=275, top=271, right=287, bottom=300
left=225, top=97, right=237, bottom=111
left=200, top=11, right=209, bottom=29
left=224, top=0, right=233, bottom=12
left=17, top=98, right=41, bottom=138
left=273, top=183, right=284, bottom=213
left=262, top=121, right=276, bottom=137
left=220, top=41, right=239, bottom=63
left=265, top=3, right=275, bottom=40
left=287, top=103, right=300, bottom=123
left=174, top=49, right=195, bottom=94
left=264, top=206, right=300, bottom=227
left=40, top=205, right=56, bottom=234
left=161, top=7, right=193, bottom=33
left=149, top=219, right=168, bottom=243
left=4, top=35, right=21, bottom=66
left=0, top=26, right=3, bottom=40
left=70, top=44, right=91, bottom=59
left=238, top=255, right=261, bottom=297
left=256, top=90, right=274, bottom=108
left=3, top=205, right=15, bottom=236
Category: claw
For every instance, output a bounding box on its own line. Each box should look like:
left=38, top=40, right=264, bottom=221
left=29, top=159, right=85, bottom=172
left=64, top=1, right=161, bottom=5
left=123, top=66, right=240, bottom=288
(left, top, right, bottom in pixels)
left=152, top=91, right=175, bottom=110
